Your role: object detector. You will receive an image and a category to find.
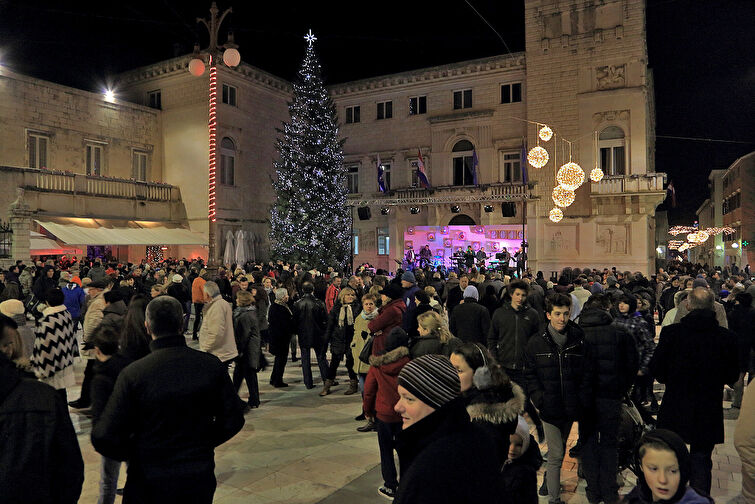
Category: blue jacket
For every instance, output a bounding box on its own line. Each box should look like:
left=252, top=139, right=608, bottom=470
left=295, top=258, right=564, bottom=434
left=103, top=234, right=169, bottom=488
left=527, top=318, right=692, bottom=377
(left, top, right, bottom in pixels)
left=62, top=283, right=86, bottom=319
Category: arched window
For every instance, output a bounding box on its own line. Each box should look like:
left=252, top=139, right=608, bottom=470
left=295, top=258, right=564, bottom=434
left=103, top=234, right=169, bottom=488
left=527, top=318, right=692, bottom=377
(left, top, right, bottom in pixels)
left=448, top=214, right=475, bottom=225
left=452, top=140, right=476, bottom=186
left=599, top=126, right=626, bottom=176
left=220, top=137, right=235, bottom=185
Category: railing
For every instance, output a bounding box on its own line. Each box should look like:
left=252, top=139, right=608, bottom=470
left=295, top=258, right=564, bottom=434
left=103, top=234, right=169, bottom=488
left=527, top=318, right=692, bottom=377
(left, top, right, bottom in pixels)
left=590, top=173, right=666, bottom=195
left=349, top=182, right=533, bottom=206
left=36, top=171, right=75, bottom=192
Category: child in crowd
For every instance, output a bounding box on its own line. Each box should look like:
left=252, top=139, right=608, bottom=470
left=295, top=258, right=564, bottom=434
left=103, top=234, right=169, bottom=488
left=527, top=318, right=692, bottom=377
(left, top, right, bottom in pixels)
left=625, top=429, right=714, bottom=504
left=501, top=416, right=543, bottom=504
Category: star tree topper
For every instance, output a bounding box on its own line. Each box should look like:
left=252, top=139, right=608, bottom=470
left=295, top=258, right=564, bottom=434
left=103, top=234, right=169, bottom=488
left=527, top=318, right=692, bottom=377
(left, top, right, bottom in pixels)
left=304, top=29, right=317, bottom=46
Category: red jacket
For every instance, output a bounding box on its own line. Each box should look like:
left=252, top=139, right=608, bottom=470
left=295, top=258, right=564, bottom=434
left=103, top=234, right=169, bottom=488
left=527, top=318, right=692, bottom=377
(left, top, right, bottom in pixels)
left=363, top=346, right=410, bottom=423
left=368, top=298, right=406, bottom=356
left=325, top=284, right=340, bottom=313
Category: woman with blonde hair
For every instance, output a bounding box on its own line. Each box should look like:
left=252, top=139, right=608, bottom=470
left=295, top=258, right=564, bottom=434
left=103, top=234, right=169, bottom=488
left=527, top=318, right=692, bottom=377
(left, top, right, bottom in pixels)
left=410, top=310, right=461, bottom=358
left=321, top=287, right=361, bottom=396
left=423, top=286, right=444, bottom=315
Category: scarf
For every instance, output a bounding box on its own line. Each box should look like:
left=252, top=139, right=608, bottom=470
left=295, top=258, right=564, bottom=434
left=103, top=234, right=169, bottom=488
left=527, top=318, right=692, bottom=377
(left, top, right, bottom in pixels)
left=360, top=309, right=378, bottom=321
left=338, top=304, right=354, bottom=327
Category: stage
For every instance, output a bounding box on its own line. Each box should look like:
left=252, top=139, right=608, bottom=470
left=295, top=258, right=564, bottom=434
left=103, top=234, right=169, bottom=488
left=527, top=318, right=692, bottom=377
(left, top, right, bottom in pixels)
left=403, top=225, right=526, bottom=271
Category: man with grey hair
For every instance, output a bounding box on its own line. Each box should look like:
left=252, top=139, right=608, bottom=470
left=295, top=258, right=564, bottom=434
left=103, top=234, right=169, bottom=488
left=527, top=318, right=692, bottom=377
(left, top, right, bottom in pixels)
left=650, top=286, right=739, bottom=495
left=92, top=296, right=244, bottom=503
left=198, top=281, right=238, bottom=367
left=673, top=277, right=728, bottom=328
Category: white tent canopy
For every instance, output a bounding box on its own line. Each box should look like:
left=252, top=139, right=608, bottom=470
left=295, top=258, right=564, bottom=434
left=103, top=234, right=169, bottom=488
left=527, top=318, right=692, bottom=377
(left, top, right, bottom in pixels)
left=29, top=231, right=82, bottom=255
left=35, top=219, right=207, bottom=246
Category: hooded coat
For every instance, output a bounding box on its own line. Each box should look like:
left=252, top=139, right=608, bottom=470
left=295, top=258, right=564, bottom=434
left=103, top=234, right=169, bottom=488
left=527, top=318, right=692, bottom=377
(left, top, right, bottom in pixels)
left=368, top=298, right=405, bottom=356
left=363, top=346, right=410, bottom=423
left=501, top=433, right=542, bottom=504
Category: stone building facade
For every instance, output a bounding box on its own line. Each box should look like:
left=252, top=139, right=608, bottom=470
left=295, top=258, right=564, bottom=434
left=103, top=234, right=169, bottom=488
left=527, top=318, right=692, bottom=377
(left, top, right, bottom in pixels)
left=692, top=170, right=725, bottom=267
left=721, top=152, right=753, bottom=268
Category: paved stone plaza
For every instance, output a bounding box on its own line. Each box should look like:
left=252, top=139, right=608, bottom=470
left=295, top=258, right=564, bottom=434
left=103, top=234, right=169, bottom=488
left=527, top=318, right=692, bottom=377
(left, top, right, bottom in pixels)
left=70, top=337, right=745, bottom=503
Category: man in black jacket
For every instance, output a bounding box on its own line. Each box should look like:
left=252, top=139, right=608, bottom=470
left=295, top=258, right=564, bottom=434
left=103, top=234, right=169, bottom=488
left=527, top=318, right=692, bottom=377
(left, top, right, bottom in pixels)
left=91, top=296, right=245, bottom=503
left=578, top=294, right=638, bottom=504
left=449, top=285, right=489, bottom=345
left=293, top=282, right=330, bottom=389
left=524, top=293, right=586, bottom=504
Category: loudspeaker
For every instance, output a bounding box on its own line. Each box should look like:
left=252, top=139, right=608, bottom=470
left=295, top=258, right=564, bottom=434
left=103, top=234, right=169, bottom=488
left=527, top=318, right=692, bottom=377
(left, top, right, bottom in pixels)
left=501, top=203, right=516, bottom=217
left=357, top=207, right=371, bottom=220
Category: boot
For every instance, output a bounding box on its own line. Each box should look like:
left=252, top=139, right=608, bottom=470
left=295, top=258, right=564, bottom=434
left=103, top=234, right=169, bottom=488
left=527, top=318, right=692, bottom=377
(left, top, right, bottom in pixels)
left=357, top=418, right=376, bottom=432
left=319, top=379, right=333, bottom=397
left=344, top=378, right=359, bottom=395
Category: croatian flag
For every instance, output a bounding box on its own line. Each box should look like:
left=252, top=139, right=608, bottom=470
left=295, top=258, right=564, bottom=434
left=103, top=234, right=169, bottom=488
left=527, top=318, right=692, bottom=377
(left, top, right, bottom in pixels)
left=377, top=153, right=387, bottom=193
left=416, top=148, right=431, bottom=188
left=521, top=141, right=529, bottom=185
left=472, top=149, right=479, bottom=186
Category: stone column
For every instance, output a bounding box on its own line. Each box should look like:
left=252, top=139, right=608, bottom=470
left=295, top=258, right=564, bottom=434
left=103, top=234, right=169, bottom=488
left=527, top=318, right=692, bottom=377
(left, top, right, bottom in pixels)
left=8, top=188, right=33, bottom=263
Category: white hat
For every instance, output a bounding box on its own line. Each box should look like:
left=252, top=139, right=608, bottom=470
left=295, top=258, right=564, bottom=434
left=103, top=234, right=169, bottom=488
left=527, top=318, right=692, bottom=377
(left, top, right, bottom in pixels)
left=0, top=299, right=25, bottom=317
left=172, top=274, right=183, bottom=283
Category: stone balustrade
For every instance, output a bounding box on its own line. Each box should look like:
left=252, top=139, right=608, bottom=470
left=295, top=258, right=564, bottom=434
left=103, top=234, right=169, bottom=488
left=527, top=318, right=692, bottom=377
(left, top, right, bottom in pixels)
left=590, top=173, right=667, bottom=195
left=349, top=182, right=532, bottom=206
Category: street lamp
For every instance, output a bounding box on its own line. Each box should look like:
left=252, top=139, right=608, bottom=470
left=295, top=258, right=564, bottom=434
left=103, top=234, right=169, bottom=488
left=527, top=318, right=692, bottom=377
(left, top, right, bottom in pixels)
left=190, top=2, right=240, bottom=268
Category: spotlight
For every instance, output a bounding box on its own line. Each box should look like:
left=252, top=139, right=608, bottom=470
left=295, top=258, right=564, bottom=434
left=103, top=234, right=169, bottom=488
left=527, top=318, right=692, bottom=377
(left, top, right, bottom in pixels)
left=451, top=205, right=460, bottom=213
left=104, top=89, right=115, bottom=103
left=484, top=205, right=494, bottom=213
left=380, top=207, right=390, bottom=215
left=410, top=207, right=421, bottom=214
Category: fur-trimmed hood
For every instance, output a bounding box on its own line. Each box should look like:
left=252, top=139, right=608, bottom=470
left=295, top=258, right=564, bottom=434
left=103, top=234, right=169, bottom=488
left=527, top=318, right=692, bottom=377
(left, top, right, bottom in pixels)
left=369, top=346, right=409, bottom=367
left=466, top=381, right=525, bottom=426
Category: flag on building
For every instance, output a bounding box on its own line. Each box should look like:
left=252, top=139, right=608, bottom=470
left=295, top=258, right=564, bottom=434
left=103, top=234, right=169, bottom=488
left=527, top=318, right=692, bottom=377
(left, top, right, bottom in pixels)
left=377, top=154, right=387, bottom=193
left=472, top=149, right=479, bottom=186
left=520, top=141, right=529, bottom=185
left=667, top=180, right=677, bottom=208
left=416, top=148, right=430, bottom=188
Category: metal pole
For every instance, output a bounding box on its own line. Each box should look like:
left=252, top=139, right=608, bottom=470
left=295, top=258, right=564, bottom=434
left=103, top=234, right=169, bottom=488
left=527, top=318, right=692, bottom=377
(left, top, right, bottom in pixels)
left=349, top=206, right=354, bottom=275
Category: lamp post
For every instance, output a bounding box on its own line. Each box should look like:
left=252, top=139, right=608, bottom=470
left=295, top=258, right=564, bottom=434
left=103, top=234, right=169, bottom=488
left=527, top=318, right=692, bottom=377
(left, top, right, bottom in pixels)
left=189, top=2, right=240, bottom=269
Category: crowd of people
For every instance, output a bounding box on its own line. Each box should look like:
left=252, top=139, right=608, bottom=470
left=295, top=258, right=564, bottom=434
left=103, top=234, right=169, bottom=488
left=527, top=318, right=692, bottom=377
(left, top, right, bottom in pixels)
left=0, top=254, right=753, bottom=503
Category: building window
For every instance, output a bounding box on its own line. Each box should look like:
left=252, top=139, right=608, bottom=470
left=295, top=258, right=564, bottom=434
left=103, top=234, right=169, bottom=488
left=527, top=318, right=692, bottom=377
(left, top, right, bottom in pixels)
left=452, top=140, right=475, bottom=186
left=222, top=84, right=237, bottom=106
left=0, top=221, right=11, bottom=259
left=501, top=151, right=521, bottom=183
left=132, top=151, right=148, bottom=181
left=453, top=89, right=472, bottom=109
left=346, top=105, right=360, bottom=124
left=377, top=227, right=390, bottom=255
left=147, top=90, right=161, bottom=109
left=377, top=101, right=393, bottom=120
left=500, top=83, right=522, bottom=104
left=86, top=144, right=104, bottom=176
left=599, top=126, right=626, bottom=175
left=346, top=165, right=359, bottom=194
left=220, top=137, right=235, bottom=185
left=353, top=230, right=359, bottom=255
left=409, top=96, right=427, bottom=115
left=28, top=133, right=49, bottom=169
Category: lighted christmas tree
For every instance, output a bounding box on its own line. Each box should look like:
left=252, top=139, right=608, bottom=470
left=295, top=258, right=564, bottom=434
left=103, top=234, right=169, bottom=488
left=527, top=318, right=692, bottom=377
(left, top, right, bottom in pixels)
left=269, top=31, right=349, bottom=270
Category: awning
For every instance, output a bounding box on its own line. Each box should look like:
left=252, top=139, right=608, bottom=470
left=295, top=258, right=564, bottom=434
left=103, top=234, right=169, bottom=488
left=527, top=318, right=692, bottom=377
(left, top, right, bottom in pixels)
left=35, top=218, right=207, bottom=246
left=30, top=232, right=83, bottom=255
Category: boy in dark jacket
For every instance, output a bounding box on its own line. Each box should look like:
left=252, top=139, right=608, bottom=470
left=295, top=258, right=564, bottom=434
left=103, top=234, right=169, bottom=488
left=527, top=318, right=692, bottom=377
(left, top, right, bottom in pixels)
left=91, top=325, right=132, bottom=504
left=502, top=416, right=543, bottom=504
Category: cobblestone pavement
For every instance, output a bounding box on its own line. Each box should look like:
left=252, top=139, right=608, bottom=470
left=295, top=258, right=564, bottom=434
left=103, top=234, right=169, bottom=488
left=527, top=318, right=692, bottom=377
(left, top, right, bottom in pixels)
left=69, top=334, right=745, bottom=503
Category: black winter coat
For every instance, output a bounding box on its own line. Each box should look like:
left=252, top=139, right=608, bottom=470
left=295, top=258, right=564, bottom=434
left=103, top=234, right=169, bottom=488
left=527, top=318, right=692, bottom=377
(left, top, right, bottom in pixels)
left=488, top=303, right=540, bottom=370
left=91, top=353, right=132, bottom=425
left=268, top=302, right=294, bottom=357
left=91, top=335, right=245, bottom=502
left=324, top=301, right=361, bottom=355
left=501, top=434, right=543, bottom=504
left=524, top=322, right=586, bottom=424
left=407, top=302, right=434, bottom=340
left=232, top=305, right=262, bottom=370
left=579, top=308, right=638, bottom=402
left=727, top=303, right=755, bottom=372
left=650, top=309, right=739, bottom=445
left=293, top=293, right=328, bottom=350
left=449, top=298, right=491, bottom=346
left=394, top=398, right=507, bottom=504
left=0, top=354, right=84, bottom=504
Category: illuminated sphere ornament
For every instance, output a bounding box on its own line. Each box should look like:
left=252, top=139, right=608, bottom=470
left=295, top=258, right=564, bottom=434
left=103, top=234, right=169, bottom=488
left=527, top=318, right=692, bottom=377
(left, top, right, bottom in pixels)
left=527, top=146, right=549, bottom=169
left=538, top=125, right=553, bottom=142
left=557, top=162, right=585, bottom=191
left=589, top=167, right=604, bottom=182
left=551, top=186, right=575, bottom=208
left=695, top=230, right=710, bottom=243
left=223, top=48, right=241, bottom=67
left=549, top=207, right=564, bottom=223
left=188, top=58, right=206, bottom=76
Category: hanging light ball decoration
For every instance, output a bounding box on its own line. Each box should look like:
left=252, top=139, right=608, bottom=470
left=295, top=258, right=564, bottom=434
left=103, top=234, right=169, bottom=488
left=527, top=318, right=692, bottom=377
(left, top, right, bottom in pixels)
left=589, top=167, right=604, bottom=182
left=538, top=125, right=553, bottom=142
left=556, top=162, right=585, bottom=191
left=549, top=207, right=564, bottom=223
left=552, top=186, right=575, bottom=208
left=188, top=58, right=206, bottom=76
left=527, top=146, right=549, bottom=169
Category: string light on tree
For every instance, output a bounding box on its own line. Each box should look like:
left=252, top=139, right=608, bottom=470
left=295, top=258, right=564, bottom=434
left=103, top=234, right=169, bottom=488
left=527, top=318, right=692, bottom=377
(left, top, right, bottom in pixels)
left=549, top=207, right=564, bottom=223
left=552, top=185, right=575, bottom=208
left=538, top=125, right=553, bottom=142
left=527, top=146, right=549, bottom=169
left=557, top=162, right=585, bottom=191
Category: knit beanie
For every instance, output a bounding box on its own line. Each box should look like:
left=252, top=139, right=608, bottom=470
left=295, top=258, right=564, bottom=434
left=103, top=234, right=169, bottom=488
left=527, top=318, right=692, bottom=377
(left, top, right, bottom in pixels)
left=463, top=285, right=479, bottom=301
left=398, top=355, right=460, bottom=409
left=401, top=271, right=416, bottom=284
left=385, top=327, right=409, bottom=353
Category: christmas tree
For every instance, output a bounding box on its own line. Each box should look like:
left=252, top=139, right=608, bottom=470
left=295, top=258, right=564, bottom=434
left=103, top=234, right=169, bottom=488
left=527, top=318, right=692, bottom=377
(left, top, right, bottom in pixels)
left=269, top=31, right=350, bottom=271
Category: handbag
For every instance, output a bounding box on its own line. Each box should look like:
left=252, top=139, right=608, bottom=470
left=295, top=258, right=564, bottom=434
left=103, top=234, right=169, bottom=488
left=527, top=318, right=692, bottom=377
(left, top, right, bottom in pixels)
left=359, top=335, right=374, bottom=365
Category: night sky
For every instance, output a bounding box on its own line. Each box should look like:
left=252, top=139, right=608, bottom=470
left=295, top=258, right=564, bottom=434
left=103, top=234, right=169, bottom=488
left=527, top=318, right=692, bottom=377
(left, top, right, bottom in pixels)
left=1, top=0, right=753, bottom=223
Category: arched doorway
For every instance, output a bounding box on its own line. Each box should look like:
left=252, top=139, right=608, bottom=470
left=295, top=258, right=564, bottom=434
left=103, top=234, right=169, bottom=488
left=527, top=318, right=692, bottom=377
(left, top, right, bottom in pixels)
left=448, top=214, right=475, bottom=226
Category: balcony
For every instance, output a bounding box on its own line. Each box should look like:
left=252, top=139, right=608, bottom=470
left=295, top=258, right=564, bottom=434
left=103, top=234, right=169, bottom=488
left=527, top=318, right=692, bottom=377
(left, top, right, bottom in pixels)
left=347, top=182, right=533, bottom=206
left=590, top=173, right=667, bottom=196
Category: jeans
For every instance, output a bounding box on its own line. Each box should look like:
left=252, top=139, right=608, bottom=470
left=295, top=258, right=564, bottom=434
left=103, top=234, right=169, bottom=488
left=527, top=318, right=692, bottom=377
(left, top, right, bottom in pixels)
left=376, top=419, right=402, bottom=490
left=300, top=344, right=330, bottom=389
left=582, top=399, right=621, bottom=504
left=192, top=302, right=204, bottom=336
left=98, top=455, right=121, bottom=504
left=358, top=373, right=367, bottom=394
left=232, top=355, right=260, bottom=407
left=689, top=442, right=714, bottom=495
left=327, top=352, right=357, bottom=381
left=505, top=368, right=542, bottom=428
left=270, top=346, right=289, bottom=385
left=542, top=420, right=574, bottom=504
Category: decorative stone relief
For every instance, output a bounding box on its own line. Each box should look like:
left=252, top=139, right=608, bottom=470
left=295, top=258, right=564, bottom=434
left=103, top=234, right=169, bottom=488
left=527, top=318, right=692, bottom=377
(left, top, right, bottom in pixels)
left=544, top=225, right=578, bottom=258
left=596, top=64, right=626, bottom=90
left=592, top=109, right=630, bottom=125
left=596, top=224, right=629, bottom=255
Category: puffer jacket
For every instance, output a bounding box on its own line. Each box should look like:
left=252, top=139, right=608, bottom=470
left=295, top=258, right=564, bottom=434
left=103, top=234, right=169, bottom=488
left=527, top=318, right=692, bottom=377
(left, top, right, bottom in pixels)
left=488, top=303, right=540, bottom=370
left=363, top=346, right=410, bottom=423
left=523, top=322, right=586, bottom=424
